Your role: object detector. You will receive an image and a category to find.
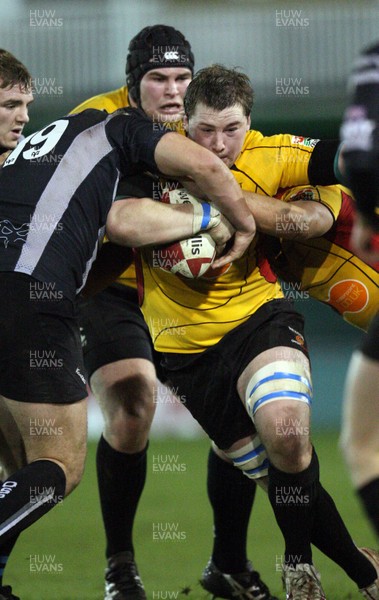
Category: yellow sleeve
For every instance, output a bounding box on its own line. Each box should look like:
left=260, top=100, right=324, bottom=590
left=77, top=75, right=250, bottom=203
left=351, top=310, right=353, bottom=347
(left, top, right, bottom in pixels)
left=278, top=184, right=350, bottom=221
left=234, top=131, right=318, bottom=196
left=69, top=86, right=129, bottom=114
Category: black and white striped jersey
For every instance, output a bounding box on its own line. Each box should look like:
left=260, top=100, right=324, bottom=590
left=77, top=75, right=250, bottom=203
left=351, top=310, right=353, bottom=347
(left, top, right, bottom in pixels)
left=0, top=107, right=168, bottom=300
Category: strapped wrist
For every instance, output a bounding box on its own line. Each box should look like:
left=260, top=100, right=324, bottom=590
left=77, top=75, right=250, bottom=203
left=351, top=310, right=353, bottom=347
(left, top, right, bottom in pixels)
left=192, top=202, right=221, bottom=234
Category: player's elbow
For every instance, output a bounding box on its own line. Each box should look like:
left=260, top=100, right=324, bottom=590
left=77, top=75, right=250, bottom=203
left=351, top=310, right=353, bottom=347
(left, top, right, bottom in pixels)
left=300, top=206, right=334, bottom=239
left=106, top=213, right=150, bottom=248
left=208, top=153, right=228, bottom=177
left=106, top=206, right=132, bottom=247
left=106, top=199, right=152, bottom=247
left=196, top=151, right=228, bottom=182
left=279, top=204, right=332, bottom=240
left=276, top=205, right=312, bottom=240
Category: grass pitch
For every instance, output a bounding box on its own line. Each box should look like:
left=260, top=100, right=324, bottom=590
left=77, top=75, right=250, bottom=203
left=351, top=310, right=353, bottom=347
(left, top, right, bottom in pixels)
left=6, top=431, right=377, bottom=599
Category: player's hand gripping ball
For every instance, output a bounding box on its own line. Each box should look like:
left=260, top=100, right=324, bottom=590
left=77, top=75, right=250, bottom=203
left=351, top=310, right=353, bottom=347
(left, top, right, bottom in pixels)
left=153, top=187, right=218, bottom=278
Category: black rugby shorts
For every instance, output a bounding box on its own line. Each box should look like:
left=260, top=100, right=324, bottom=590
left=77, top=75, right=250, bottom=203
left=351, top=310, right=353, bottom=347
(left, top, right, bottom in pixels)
left=161, top=299, right=309, bottom=449
left=0, top=273, right=87, bottom=403
left=79, top=282, right=165, bottom=381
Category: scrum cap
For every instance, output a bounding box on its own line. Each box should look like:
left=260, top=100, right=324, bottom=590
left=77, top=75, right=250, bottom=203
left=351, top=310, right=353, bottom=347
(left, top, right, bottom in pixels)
left=126, top=24, right=194, bottom=103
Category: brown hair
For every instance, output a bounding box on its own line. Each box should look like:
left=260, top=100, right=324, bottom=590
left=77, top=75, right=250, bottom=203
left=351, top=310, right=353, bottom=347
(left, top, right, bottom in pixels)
left=0, top=49, right=32, bottom=90
left=184, top=64, right=254, bottom=118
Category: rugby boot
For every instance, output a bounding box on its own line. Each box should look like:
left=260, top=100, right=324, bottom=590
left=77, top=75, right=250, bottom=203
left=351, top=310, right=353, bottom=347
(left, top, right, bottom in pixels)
left=0, top=586, right=20, bottom=600
left=359, top=548, right=379, bottom=599
left=104, top=551, right=146, bottom=600
left=201, top=558, right=279, bottom=599
left=282, top=563, right=326, bottom=600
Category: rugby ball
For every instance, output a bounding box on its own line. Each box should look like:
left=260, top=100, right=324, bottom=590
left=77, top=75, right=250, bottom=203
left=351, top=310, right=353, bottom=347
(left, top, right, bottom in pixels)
left=153, top=233, right=216, bottom=278
left=154, top=185, right=216, bottom=278
left=160, top=186, right=201, bottom=208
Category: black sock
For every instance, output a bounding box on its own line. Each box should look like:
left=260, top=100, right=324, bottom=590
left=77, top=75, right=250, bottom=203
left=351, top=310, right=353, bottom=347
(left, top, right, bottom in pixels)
left=312, top=484, right=377, bottom=588
left=0, top=534, right=19, bottom=586
left=0, top=480, right=18, bottom=587
left=358, top=478, right=379, bottom=538
left=207, top=448, right=257, bottom=573
left=0, top=461, right=66, bottom=545
left=96, top=435, right=147, bottom=559
left=268, top=450, right=320, bottom=566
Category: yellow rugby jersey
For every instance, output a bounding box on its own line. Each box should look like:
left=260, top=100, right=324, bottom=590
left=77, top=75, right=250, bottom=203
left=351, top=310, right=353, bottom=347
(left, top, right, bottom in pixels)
left=275, top=185, right=379, bottom=331
left=70, top=86, right=186, bottom=289
left=70, top=85, right=129, bottom=115
left=138, top=132, right=320, bottom=353
left=137, top=238, right=281, bottom=353
left=231, top=132, right=317, bottom=194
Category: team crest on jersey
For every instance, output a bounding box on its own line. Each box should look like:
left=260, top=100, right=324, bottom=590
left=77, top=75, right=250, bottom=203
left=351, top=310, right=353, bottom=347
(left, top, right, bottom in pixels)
left=287, top=188, right=316, bottom=202
left=0, top=219, right=28, bottom=248
left=327, top=279, right=369, bottom=315
left=291, top=136, right=319, bottom=148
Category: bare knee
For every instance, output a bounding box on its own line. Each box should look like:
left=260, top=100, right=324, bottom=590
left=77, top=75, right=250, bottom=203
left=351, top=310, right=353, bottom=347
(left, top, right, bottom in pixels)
left=340, top=433, right=379, bottom=488
left=271, top=430, right=311, bottom=472
left=91, top=359, right=157, bottom=452
left=256, top=405, right=312, bottom=473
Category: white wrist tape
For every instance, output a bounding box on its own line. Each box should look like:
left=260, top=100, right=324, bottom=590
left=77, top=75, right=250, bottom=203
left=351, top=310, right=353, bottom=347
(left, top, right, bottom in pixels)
left=161, top=187, right=222, bottom=234
left=192, top=202, right=221, bottom=234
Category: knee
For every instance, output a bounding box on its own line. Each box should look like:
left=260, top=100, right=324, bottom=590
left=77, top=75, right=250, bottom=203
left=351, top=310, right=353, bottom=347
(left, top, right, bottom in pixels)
left=93, top=364, right=157, bottom=426
left=340, top=418, right=369, bottom=474
left=272, top=430, right=309, bottom=466
left=261, top=407, right=312, bottom=472
left=340, top=432, right=379, bottom=487
left=93, top=364, right=159, bottom=451
left=107, top=371, right=157, bottom=430
left=61, top=445, right=87, bottom=496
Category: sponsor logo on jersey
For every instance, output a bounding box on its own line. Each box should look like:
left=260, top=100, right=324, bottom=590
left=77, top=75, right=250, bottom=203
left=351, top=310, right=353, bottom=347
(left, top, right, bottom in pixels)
left=75, top=367, right=86, bottom=385
left=0, top=480, right=17, bottom=499
left=0, top=219, right=28, bottom=248
left=291, top=136, right=319, bottom=148
left=341, top=112, right=375, bottom=152
left=287, top=188, right=316, bottom=202
left=327, top=279, right=369, bottom=314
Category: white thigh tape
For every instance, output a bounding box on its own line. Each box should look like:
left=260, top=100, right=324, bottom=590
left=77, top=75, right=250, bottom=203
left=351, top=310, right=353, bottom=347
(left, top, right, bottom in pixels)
left=223, top=435, right=269, bottom=480
left=245, top=360, right=313, bottom=421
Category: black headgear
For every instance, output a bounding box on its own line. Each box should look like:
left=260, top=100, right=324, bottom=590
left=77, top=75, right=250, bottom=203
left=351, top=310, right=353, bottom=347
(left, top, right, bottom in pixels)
left=126, top=24, right=194, bottom=104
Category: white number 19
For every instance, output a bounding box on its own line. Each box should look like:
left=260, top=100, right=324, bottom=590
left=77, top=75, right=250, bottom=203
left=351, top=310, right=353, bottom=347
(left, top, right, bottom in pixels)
left=3, top=119, right=69, bottom=167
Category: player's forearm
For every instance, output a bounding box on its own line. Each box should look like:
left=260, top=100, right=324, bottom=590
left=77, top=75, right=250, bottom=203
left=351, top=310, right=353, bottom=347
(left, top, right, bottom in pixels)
left=194, top=159, right=256, bottom=235
left=154, top=133, right=255, bottom=235
left=243, top=191, right=333, bottom=239
left=106, top=197, right=197, bottom=247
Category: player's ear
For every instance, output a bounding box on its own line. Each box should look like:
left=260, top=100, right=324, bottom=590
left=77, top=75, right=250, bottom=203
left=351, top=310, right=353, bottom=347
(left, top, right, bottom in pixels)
left=128, top=95, right=138, bottom=109
left=183, top=114, right=189, bottom=132
left=246, top=115, right=251, bottom=130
